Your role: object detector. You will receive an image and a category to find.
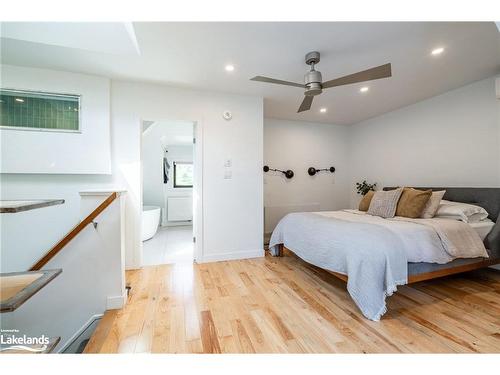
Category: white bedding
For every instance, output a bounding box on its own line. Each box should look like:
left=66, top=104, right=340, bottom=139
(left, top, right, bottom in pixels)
left=470, top=219, right=494, bottom=241
left=435, top=200, right=489, bottom=223
left=336, top=210, right=489, bottom=263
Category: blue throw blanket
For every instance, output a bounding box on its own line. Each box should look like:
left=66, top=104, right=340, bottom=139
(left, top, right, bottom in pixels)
left=269, top=212, right=408, bottom=320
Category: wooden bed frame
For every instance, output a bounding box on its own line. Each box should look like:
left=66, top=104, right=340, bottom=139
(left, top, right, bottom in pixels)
left=275, top=244, right=500, bottom=284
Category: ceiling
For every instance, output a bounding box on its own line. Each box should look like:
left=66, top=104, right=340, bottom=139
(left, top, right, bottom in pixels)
left=1, top=22, right=140, bottom=55
left=143, top=120, right=193, bottom=147
left=1, top=22, right=499, bottom=125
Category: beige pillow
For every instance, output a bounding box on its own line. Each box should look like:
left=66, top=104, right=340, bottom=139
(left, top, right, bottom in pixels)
left=396, top=188, right=432, bottom=218
left=367, top=188, right=404, bottom=218
left=358, top=190, right=375, bottom=211
left=421, top=190, right=446, bottom=218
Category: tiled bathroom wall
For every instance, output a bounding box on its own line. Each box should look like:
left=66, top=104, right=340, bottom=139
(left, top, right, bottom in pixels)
left=0, top=89, right=80, bottom=131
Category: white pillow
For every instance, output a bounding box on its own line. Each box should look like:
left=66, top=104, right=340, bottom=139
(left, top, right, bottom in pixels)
left=435, top=200, right=489, bottom=223
left=420, top=190, right=446, bottom=219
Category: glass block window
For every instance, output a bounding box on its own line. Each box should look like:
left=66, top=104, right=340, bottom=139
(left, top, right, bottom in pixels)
left=0, top=89, right=80, bottom=132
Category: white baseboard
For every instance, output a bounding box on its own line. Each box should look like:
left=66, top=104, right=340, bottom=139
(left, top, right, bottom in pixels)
left=198, top=249, right=264, bottom=263
left=106, top=291, right=127, bottom=310
left=58, top=313, right=103, bottom=353
left=161, top=221, right=192, bottom=227
left=125, top=260, right=141, bottom=270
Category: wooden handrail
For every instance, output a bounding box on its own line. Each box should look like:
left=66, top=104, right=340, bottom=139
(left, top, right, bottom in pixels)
left=29, top=192, right=118, bottom=271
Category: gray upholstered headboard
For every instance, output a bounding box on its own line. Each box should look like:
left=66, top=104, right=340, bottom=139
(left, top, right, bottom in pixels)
left=383, top=187, right=500, bottom=253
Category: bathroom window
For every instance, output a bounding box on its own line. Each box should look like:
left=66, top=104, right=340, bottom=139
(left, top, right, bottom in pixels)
left=173, top=162, right=194, bottom=188
left=0, top=88, right=81, bottom=132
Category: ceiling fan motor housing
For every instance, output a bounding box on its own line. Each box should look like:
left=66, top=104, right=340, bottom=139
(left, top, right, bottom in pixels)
left=304, top=70, right=323, bottom=96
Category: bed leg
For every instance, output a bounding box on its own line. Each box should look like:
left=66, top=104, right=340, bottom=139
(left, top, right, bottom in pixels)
left=277, top=244, right=284, bottom=257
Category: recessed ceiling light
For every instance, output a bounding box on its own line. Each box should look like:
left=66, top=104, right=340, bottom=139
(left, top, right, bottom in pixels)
left=225, top=64, right=235, bottom=72
left=319, top=108, right=327, bottom=113
left=360, top=87, right=369, bottom=93
left=15, top=98, right=24, bottom=103
left=431, top=47, right=444, bottom=56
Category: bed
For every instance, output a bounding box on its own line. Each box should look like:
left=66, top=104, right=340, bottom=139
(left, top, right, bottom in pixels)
left=269, top=187, right=500, bottom=320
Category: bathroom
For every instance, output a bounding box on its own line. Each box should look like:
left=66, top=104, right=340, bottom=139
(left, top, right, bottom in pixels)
left=141, top=120, right=194, bottom=265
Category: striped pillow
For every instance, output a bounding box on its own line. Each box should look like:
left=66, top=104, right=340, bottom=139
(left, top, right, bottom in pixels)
left=367, top=188, right=404, bottom=218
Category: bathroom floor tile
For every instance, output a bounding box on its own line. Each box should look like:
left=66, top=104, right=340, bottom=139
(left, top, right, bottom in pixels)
left=142, top=225, right=193, bottom=266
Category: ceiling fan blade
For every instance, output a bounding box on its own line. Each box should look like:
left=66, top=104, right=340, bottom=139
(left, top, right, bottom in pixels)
left=297, top=95, right=314, bottom=113
left=322, top=63, right=392, bottom=89
left=251, top=76, right=305, bottom=88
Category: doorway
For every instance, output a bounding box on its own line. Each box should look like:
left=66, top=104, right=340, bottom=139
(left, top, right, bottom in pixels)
left=140, top=120, right=198, bottom=265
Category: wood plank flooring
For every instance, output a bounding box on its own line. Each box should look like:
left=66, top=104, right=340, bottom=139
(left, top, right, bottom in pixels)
left=84, top=252, right=500, bottom=353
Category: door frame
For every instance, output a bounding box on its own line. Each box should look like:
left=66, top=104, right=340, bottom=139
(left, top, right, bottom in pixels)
left=139, top=118, right=203, bottom=264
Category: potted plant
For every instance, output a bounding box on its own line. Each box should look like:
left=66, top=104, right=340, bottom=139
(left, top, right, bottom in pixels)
left=355, top=180, right=377, bottom=196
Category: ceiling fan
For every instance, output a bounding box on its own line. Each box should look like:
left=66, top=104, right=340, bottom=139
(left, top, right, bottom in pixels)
left=250, top=51, right=392, bottom=113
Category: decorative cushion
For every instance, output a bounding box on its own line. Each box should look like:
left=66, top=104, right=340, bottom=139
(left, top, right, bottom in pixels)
left=420, top=190, right=446, bottom=218
left=358, top=190, right=375, bottom=211
left=396, top=188, right=432, bottom=218
left=367, top=187, right=404, bottom=218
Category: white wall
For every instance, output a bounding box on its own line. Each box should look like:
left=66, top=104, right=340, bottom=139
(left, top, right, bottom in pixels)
left=349, top=77, right=500, bottom=206
left=0, top=174, right=115, bottom=272
left=0, top=65, right=111, bottom=174
left=142, top=121, right=193, bottom=226
left=111, top=80, right=264, bottom=267
left=264, top=118, right=351, bottom=234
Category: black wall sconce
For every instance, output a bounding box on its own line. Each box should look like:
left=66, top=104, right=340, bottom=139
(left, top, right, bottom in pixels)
left=263, top=165, right=294, bottom=179
left=307, top=166, right=336, bottom=176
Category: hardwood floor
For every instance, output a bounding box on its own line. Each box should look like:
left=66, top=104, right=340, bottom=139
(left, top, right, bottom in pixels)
left=84, top=252, right=500, bottom=353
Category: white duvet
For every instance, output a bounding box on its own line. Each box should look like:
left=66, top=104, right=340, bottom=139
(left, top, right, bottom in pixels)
left=320, top=210, right=488, bottom=263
